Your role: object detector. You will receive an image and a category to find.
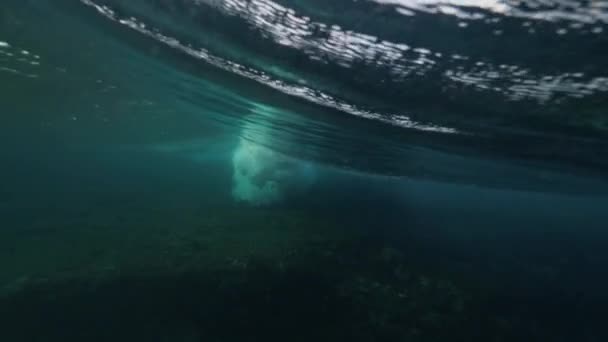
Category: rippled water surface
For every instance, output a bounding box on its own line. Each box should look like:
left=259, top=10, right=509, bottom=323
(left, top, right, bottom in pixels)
left=1, top=1, right=608, bottom=341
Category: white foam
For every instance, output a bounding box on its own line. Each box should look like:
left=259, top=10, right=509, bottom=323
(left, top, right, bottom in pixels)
left=231, top=105, right=316, bottom=206
left=232, top=139, right=283, bottom=205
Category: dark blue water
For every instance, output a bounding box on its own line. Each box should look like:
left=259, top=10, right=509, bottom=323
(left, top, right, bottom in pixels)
left=1, top=0, right=608, bottom=341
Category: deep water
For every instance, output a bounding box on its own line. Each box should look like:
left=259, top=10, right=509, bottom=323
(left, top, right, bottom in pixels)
left=1, top=0, right=608, bottom=341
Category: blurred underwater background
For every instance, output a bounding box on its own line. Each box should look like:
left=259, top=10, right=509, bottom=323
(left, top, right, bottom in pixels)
left=1, top=0, right=608, bottom=341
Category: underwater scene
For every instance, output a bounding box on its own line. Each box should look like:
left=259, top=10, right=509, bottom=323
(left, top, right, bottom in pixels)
left=1, top=0, right=608, bottom=341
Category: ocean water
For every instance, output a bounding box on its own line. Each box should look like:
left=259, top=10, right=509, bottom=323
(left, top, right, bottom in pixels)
left=1, top=0, right=608, bottom=341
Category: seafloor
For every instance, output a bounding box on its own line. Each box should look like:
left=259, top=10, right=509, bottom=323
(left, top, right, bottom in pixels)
left=0, top=205, right=602, bottom=342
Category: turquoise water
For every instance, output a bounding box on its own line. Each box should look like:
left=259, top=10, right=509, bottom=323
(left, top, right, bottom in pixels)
left=1, top=0, right=608, bottom=341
